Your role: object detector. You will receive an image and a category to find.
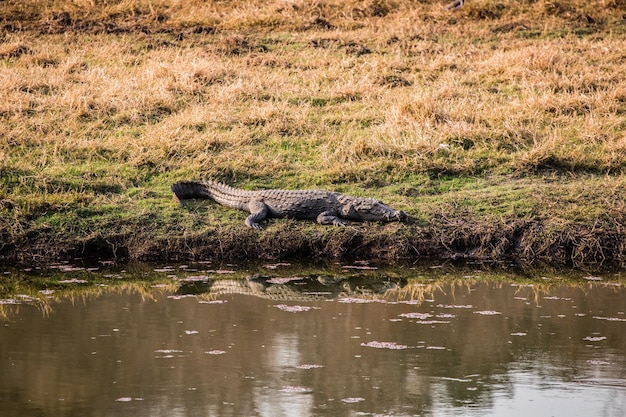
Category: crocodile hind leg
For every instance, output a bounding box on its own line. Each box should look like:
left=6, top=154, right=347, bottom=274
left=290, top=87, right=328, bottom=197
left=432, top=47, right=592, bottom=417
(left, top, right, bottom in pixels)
left=245, top=200, right=269, bottom=229
left=316, top=210, right=347, bottom=226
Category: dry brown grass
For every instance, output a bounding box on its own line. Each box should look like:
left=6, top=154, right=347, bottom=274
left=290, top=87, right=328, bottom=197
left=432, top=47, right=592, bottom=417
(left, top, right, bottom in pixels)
left=2, top=1, right=624, bottom=177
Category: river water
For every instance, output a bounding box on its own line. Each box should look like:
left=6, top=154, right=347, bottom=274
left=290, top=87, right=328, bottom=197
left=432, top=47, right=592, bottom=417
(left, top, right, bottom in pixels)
left=1, top=263, right=625, bottom=416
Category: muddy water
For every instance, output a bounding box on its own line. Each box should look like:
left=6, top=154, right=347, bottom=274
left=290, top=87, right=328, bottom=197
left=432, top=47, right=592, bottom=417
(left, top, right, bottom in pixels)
left=1, top=267, right=625, bottom=417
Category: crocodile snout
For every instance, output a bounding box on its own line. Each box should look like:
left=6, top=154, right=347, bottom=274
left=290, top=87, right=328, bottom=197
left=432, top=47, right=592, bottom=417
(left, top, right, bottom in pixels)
left=382, top=209, right=407, bottom=222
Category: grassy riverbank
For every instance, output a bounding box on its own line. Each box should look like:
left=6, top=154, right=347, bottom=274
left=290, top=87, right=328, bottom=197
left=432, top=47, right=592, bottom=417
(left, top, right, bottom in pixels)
left=1, top=0, right=626, bottom=269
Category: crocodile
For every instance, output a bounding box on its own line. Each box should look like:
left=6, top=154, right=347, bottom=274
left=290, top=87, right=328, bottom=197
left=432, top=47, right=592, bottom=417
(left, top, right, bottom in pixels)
left=171, top=180, right=408, bottom=229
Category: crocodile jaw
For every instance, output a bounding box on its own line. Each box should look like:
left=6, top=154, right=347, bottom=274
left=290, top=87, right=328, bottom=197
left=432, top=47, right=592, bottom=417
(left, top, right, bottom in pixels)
left=351, top=198, right=408, bottom=223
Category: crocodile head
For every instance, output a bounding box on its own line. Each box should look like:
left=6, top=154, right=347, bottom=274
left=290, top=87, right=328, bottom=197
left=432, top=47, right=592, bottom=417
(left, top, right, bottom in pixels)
left=343, top=198, right=408, bottom=223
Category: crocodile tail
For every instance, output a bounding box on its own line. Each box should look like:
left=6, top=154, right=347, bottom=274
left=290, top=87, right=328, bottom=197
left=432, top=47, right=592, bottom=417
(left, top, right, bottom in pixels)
left=171, top=181, right=211, bottom=202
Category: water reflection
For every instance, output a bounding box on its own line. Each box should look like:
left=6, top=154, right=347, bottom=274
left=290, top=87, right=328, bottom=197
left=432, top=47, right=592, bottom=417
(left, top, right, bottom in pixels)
left=0, top=265, right=625, bottom=417
left=177, top=274, right=407, bottom=301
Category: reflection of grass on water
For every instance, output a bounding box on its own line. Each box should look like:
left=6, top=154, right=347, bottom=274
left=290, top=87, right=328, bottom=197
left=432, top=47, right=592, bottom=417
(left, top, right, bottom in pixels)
left=385, top=281, right=444, bottom=305
left=0, top=268, right=178, bottom=320
left=392, top=271, right=624, bottom=306
left=1, top=263, right=623, bottom=318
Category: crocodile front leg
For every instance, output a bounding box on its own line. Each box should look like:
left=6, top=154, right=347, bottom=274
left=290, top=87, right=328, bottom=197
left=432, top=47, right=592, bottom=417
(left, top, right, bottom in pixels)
left=316, top=210, right=348, bottom=226
left=245, top=200, right=269, bottom=229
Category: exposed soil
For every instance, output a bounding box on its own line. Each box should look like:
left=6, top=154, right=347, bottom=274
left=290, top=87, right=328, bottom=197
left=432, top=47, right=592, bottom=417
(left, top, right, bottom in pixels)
left=3, top=216, right=625, bottom=271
